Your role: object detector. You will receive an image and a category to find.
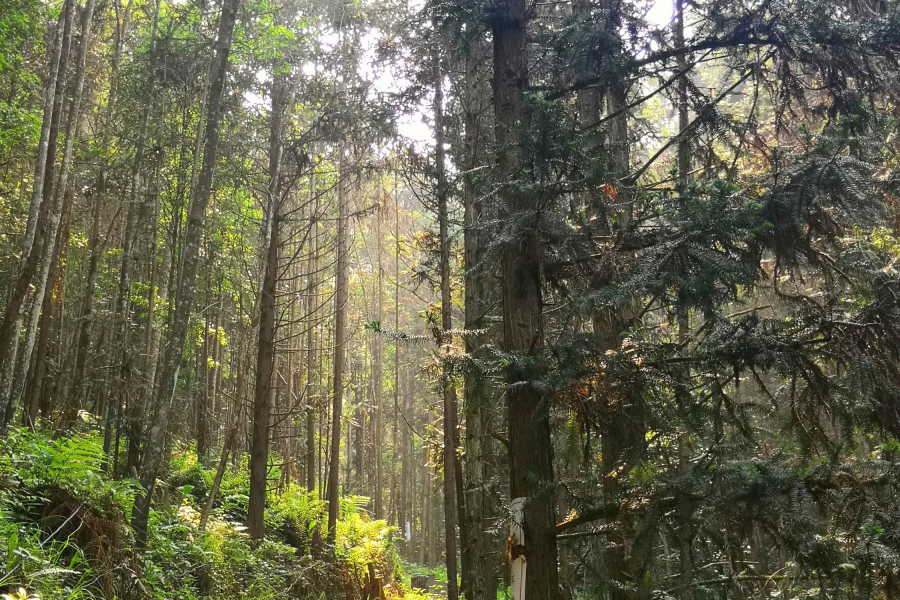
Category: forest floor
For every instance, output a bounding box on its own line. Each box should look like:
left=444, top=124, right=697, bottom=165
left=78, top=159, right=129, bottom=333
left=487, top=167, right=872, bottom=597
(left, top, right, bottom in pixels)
left=0, top=425, right=434, bottom=600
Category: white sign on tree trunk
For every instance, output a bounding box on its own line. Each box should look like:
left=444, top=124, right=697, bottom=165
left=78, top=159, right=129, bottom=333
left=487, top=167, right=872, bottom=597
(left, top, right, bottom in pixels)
left=510, top=496, right=527, bottom=600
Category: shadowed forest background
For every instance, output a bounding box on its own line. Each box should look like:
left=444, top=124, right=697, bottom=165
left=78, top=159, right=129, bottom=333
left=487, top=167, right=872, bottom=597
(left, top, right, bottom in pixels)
left=3, top=0, right=900, bottom=598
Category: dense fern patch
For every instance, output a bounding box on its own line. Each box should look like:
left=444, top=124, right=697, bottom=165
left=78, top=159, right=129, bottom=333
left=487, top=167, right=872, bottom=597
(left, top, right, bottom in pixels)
left=0, top=427, right=407, bottom=599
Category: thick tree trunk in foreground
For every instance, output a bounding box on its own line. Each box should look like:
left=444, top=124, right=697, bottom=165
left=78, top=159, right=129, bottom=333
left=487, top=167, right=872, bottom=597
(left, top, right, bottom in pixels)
left=462, top=40, right=497, bottom=600
left=491, top=0, right=560, bottom=597
left=133, top=0, right=240, bottom=547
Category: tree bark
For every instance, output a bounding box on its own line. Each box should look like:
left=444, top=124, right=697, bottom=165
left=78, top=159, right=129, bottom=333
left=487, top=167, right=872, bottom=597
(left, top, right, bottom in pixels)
left=197, top=288, right=211, bottom=462
left=462, top=38, right=497, bottom=600
left=491, top=0, right=560, bottom=597
left=283, top=285, right=296, bottom=487
left=394, top=189, right=408, bottom=552
left=21, top=0, right=69, bottom=261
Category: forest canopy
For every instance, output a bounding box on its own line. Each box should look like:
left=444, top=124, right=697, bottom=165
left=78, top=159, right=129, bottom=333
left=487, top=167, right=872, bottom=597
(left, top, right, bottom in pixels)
left=3, top=0, right=900, bottom=598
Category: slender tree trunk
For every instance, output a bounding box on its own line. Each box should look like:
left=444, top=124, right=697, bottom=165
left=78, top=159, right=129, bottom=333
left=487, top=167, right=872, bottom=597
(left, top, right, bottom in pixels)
left=200, top=414, right=240, bottom=533
left=197, top=285, right=211, bottom=462
left=108, top=0, right=161, bottom=465
left=432, top=39, right=461, bottom=600
left=13, top=0, right=95, bottom=429
left=283, top=285, right=296, bottom=486
left=0, top=0, right=74, bottom=428
left=67, top=0, right=132, bottom=413
left=420, top=458, right=429, bottom=566
left=306, top=214, right=318, bottom=493
left=21, top=0, right=69, bottom=261
left=2, top=1, right=71, bottom=418
left=327, top=148, right=349, bottom=541
left=68, top=186, right=103, bottom=415
left=248, top=73, right=288, bottom=540
left=589, top=2, right=642, bottom=597
left=212, top=297, right=224, bottom=445
left=569, top=1, right=631, bottom=597
left=373, top=196, right=384, bottom=520
left=25, top=191, right=74, bottom=425
left=134, top=150, right=168, bottom=474
left=675, top=1, right=694, bottom=595
left=429, top=464, right=439, bottom=569
left=133, top=0, right=241, bottom=546
left=395, top=190, right=408, bottom=552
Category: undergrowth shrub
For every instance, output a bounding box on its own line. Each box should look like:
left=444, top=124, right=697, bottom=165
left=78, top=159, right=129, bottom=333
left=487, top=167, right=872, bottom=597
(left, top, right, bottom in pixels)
left=0, top=428, right=141, bottom=599
left=168, top=447, right=213, bottom=503
left=1, top=432, right=403, bottom=599
left=335, top=510, right=400, bottom=584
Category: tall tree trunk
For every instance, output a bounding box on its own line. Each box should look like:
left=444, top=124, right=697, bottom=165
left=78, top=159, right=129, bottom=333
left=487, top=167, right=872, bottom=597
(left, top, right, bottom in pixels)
left=67, top=0, right=133, bottom=413
left=133, top=0, right=241, bottom=546
left=373, top=195, right=384, bottom=520
left=134, top=151, right=169, bottom=475
left=200, top=413, right=240, bottom=533
left=248, top=73, right=288, bottom=540
left=587, top=2, right=643, bottom=597
left=429, top=464, right=439, bottom=568
left=25, top=191, right=74, bottom=425
left=0, top=0, right=74, bottom=428
left=283, top=284, right=296, bottom=486
left=306, top=204, right=318, bottom=493
left=491, top=0, right=560, bottom=598
left=21, top=0, right=69, bottom=262
left=395, top=190, right=408, bottom=551
left=433, top=39, right=460, bottom=600
left=462, top=39, right=497, bottom=600
left=423, top=459, right=431, bottom=566
left=327, top=148, right=349, bottom=541
left=108, top=0, right=161, bottom=465
left=67, top=185, right=104, bottom=416
left=11, top=0, right=95, bottom=429
left=674, top=1, right=694, bottom=595
left=197, top=286, right=211, bottom=462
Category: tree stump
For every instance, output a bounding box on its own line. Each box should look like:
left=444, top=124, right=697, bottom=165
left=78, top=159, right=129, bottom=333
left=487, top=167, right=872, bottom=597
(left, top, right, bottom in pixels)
left=362, top=563, right=387, bottom=600
left=411, top=574, right=433, bottom=590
